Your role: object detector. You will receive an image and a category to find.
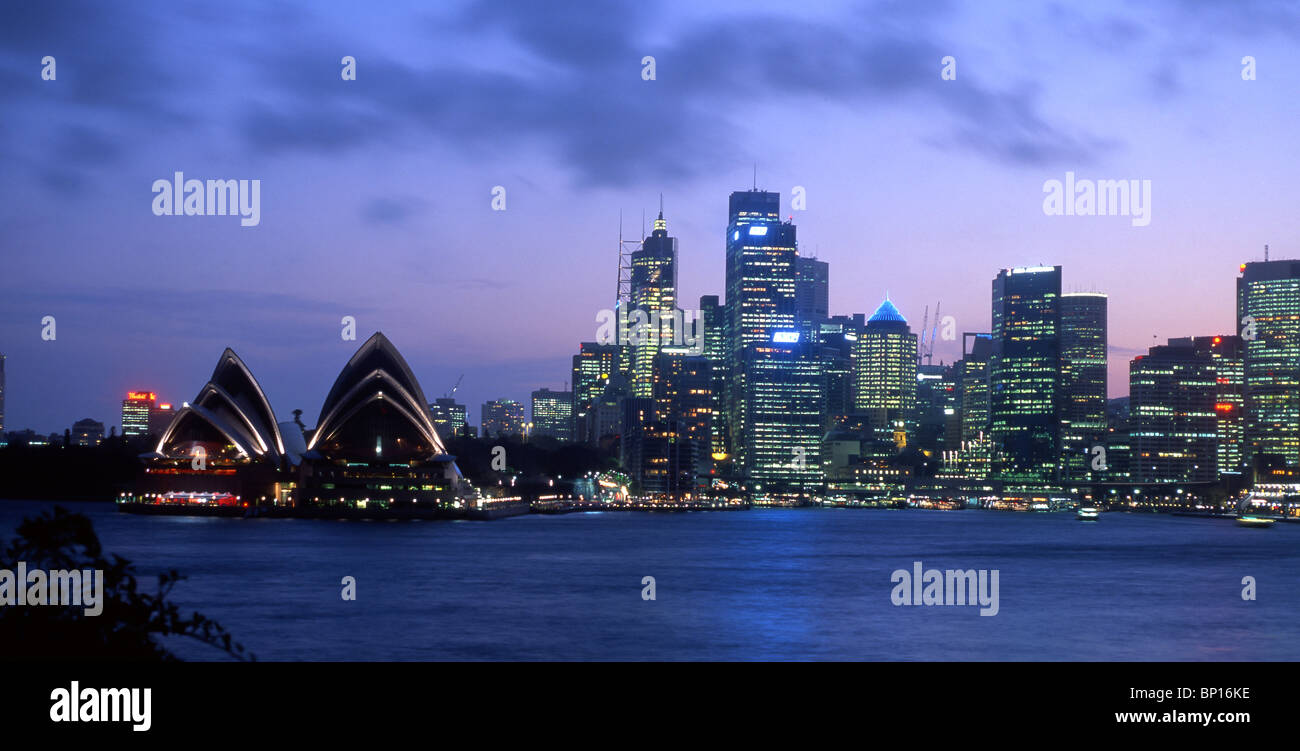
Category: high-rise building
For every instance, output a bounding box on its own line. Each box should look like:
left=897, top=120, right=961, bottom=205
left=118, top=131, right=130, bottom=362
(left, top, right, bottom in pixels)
left=739, top=334, right=823, bottom=490
left=725, top=190, right=797, bottom=356
left=990, top=266, right=1062, bottom=483
left=428, top=397, right=467, bottom=441
left=530, top=388, right=573, bottom=441
left=0, top=352, right=5, bottom=432
left=480, top=399, right=525, bottom=438
left=853, top=298, right=918, bottom=447
left=650, top=347, right=713, bottom=482
left=148, top=402, right=175, bottom=438
left=795, top=255, right=829, bottom=336
left=1129, top=340, right=1218, bottom=483
left=629, top=208, right=678, bottom=397
left=724, top=190, right=798, bottom=471
left=1059, top=292, right=1108, bottom=482
left=940, top=333, right=994, bottom=480
left=698, top=295, right=729, bottom=460
left=957, top=333, right=993, bottom=444
left=71, top=418, right=105, bottom=447
left=816, top=314, right=864, bottom=431
left=1177, top=335, right=1245, bottom=478
left=121, top=391, right=156, bottom=438
left=915, top=363, right=959, bottom=455
left=571, top=342, right=622, bottom=443
left=1237, top=259, right=1300, bottom=473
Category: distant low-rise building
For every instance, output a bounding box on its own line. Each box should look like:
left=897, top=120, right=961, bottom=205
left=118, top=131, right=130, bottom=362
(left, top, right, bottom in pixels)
left=71, top=418, right=105, bottom=447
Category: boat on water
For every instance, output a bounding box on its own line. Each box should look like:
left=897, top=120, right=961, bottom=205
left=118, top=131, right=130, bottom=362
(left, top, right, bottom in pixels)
left=1076, top=506, right=1100, bottom=521
left=1236, top=515, right=1275, bottom=528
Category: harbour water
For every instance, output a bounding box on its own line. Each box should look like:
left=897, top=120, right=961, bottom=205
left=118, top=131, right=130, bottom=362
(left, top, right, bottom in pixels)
left=2, top=501, right=1296, bottom=661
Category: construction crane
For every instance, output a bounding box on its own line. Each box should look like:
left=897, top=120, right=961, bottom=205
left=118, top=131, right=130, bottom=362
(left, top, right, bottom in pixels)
left=917, top=301, right=943, bottom=366
left=445, top=374, right=463, bottom=399
left=927, top=302, right=942, bottom=366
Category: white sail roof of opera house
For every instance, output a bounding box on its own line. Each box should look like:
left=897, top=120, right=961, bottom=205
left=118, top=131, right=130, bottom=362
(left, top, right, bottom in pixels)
left=308, top=332, right=447, bottom=458
left=154, top=348, right=287, bottom=467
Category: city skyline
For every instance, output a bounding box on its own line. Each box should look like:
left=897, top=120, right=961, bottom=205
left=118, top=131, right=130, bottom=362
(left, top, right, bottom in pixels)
left=4, top=0, right=1300, bottom=434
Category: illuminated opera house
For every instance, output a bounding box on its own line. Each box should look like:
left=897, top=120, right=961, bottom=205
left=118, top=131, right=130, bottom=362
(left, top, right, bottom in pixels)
left=130, top=332, right=474, bottom=516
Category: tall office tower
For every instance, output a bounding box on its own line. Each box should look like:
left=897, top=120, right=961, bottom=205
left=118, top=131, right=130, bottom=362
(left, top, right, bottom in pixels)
left=0, top=352, right=5, bottom=432
left=1171, top=335, right=1245, bottom=478
left=121, top=391, right=156, bottom=438
left=698, top=295, right=729, bottom=459
left=1237, top=259, right=1300, bottom=473
left=1103, top=396, right=1133, bottom=483
left=629, top=208, right=679, bottom=397
left=817, top=314, right=864, bottom=430
left=148, top=401, right=175, bottom=438
left=530, top=388, right=573, bottom=441
left=571, top=342, right=623, bottom=443
left=938, top=333, right=994, bottom=480
left=1129, top=340, right=1218, bottom=483
left=740, top=335, right=823, bottom=490
left=990, top=266, right=1062, bottom=483
left=651, top=349, right=713, bottom=443
left=1059, top=292, right=1108, bottom=482
left=853, top=299, right=918, bottom=447
left=428, top=397, right=467, bottom=441
left=480, top=399, right=525, bottom=438
left=71, top=418, right=105, bottom=447
left=794, top=255, right=829, bottom=337
left=956, top=333, right=993, bottom=444
left=915, top=363, right=959, bottom=454
left=723, top=190, right=798, bottom=468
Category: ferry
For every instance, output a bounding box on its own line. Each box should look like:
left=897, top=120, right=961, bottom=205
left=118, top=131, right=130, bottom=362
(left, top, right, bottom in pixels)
left=1076, top=506, right=1100, bottom=521
left=1236, top=515, right=1275, bottom=529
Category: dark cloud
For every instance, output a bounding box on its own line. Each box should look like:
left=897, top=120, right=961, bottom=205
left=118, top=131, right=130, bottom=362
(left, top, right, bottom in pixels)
left=231, top=0, right=1115, bottom=184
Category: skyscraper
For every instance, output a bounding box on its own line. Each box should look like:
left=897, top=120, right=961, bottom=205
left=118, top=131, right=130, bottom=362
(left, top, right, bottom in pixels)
left=1237, top=259, right=1300, bottom=473
left=121, top=391, right=156, bottom=438
left=1059, top=292, right=1108, bottom=482
left=990, top=266, right=1062, bottom=483
left=853, top=298, right=918, bottom=447
left=740, top=334, right=823, bottom=490
left=481, top=399, right=525, bottom=438
left=530, top=388, right=573, bottom=441
left=698, top=295, right=729, bottom=460
left=795, top=255, right=829, bottom=336
left=0, top=352, right=5, bottom=433
left=1130, top=340, right=1218, bottom=483
left=571, top=342, right=622, bottom=443
left=723, top=189, right=798, bottom=478
left=629, top=208, right=678, bottom=397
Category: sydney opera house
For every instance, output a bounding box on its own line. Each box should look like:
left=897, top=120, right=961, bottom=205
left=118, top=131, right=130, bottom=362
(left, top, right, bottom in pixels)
left=128, top=333, right=477, bottom=517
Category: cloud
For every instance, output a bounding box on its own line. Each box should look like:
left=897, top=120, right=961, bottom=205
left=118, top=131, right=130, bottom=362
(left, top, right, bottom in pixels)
left=232, top=0, right=1116, bottom=184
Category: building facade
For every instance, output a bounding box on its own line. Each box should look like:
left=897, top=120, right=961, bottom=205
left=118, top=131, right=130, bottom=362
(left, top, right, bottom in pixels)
left=1237, top=259, right=1300, bottom=474
left=530, top=388, right=573, bottom=441
left=990, top=266, right=1062, bottom=483
left=1059, top=292, right=1108, bottom=482
left=481, top=399, right=526, bottom=438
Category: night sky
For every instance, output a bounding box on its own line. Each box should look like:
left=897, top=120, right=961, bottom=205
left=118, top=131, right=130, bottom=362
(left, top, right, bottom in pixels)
left=3, top=0, right=1298, bottom=433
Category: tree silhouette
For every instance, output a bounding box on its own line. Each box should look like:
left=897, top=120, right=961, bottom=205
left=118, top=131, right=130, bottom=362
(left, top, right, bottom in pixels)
left=0, top=506, right=253, bottom=661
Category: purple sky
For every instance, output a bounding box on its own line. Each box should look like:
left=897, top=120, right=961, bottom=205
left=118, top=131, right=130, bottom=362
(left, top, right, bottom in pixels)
left=3, top=0, right=1299, bottom=433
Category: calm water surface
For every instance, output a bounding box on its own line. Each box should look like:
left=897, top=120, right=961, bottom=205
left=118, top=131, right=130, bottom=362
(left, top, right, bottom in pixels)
left=2, top=501, right=1296, bottom=661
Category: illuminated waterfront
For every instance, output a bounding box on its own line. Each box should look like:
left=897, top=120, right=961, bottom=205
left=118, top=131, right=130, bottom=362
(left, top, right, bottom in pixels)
left=2, top=500, right=1296, bottom=661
